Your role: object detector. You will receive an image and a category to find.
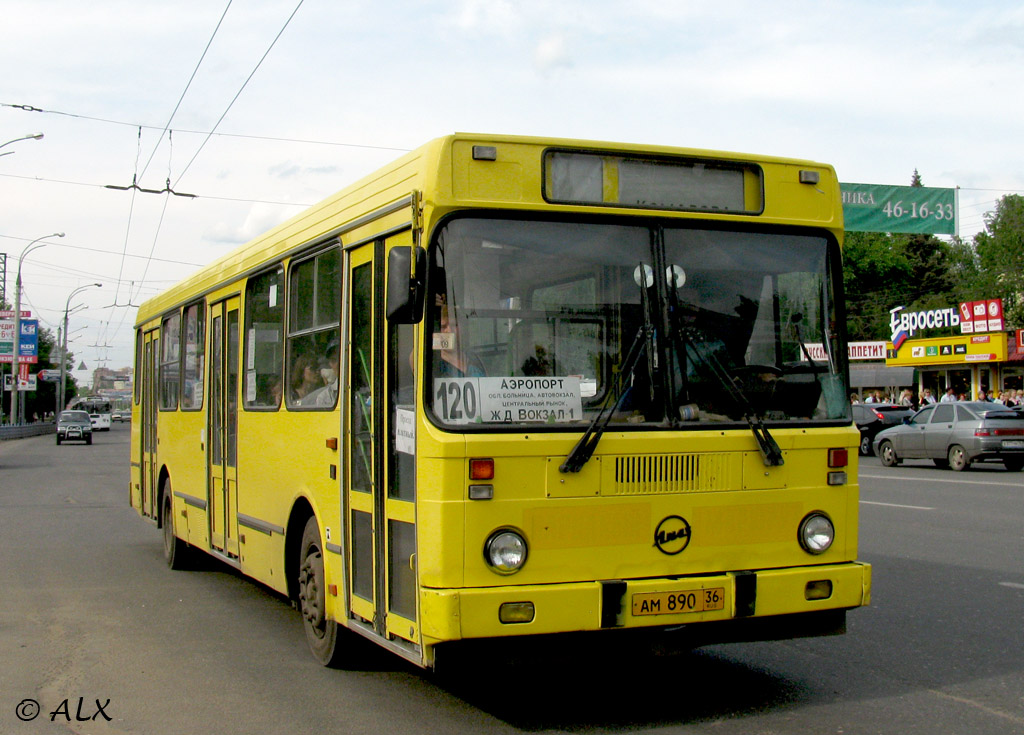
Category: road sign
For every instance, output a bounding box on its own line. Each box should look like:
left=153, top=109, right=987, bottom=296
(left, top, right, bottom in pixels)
left=37, top=369, right=62, bottom=383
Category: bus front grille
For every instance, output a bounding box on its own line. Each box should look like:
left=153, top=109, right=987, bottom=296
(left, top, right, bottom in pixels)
left=609, top=453, right=738, bottom=495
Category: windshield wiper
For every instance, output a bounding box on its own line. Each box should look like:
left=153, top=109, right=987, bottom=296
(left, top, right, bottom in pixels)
left=562, top=259, right=661, bottom=474
left=676, top=327, right=784, bottom=467
left=560, top=324, right=649, bottom=473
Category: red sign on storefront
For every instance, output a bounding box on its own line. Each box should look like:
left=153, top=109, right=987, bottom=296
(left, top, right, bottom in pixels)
left=959, top=299, right=1004, bottom=334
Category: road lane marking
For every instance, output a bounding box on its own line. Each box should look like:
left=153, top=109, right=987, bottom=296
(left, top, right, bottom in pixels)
left=860, top=472, right=1017, bottom=487
left=860, top=501, right=934, bottom=510
left=928, top=689, right=1024, bottom=726
left=999, top=582, right=1024, bottom=590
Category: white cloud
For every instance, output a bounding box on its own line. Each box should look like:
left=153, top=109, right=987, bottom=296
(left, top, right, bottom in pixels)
left=534, top=33, right=573, bottom=74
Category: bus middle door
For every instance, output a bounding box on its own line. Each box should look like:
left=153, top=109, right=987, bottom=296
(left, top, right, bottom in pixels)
left=208, top=296, right=241, bottom=558
left=139, top=329, right=159, bottom=520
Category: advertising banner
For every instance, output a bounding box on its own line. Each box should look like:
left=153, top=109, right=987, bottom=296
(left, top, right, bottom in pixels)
left=0, top=318, right=39, bottom=364
left=841, top=183, right=957, bottom=235
left=886, top=333, right=1007, bottom=366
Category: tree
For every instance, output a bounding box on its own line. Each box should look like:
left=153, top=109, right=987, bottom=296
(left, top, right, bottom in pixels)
left=842, top=231, right=914, bottom=340
left=973, top=194, right=1024, bottom=328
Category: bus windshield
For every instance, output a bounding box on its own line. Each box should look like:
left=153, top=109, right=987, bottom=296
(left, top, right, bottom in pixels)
left=428, top=216, right=849, bottom=430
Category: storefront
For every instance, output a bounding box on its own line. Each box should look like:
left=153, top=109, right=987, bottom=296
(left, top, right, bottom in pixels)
left=803, top=341, right=914, bottom=400
left=883, top=299, right=1022, bottom=400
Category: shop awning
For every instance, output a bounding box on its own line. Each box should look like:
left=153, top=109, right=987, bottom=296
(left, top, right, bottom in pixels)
left=849, top=364, right=915, bottom=389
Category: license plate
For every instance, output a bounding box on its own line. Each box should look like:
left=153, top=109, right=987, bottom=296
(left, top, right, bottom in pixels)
left=1002, top=440, right=1024, bottom=449
left=632, top=587, right=726, bottom=616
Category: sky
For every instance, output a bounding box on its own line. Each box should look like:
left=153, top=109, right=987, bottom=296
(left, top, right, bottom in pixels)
left=3, top=0, right=1024, bottom=384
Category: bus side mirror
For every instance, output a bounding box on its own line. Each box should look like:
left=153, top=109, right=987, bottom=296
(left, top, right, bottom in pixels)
left=386, top=246, right=426, bottom=323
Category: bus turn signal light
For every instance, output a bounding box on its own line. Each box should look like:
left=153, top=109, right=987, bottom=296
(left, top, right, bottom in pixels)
left=469, top=458, right=494, bottom=480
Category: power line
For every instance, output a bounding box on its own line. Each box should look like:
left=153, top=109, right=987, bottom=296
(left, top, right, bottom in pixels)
left=0, top=233, right=205, bottom=267
left=0, top=171, right=314, bottom=208
left=1, top=102, right=411, bottom=154
left=138, top=0, right=233, bottom=184
left=173, top=0, right=306, bottom=188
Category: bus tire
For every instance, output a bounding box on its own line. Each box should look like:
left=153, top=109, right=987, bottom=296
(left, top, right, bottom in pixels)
left=162, top=483, right=191, bottom=570
left=297, top=517, right=372, bottom=668
left=298, top=517, right=344, bottom=666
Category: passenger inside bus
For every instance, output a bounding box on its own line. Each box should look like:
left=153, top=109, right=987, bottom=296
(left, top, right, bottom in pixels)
left=433, top=294, right=485, bottom=378
left=306, top=342, right=340, bottom=407
left=290, top=353, right=322, bottom=405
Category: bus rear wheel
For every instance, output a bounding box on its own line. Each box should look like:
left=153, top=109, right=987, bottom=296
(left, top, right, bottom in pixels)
left=297, top=517, right=376, bottom=668
left=162, top=482, right=191, bottom=570
left=298, top=517, right=351, bottom=667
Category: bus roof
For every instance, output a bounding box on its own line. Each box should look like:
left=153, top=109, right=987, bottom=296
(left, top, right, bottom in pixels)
left=136, top=133, right=840, bottom=326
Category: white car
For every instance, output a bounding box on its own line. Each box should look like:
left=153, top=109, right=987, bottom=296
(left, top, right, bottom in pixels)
left=89, top=413, right=112, bottom=431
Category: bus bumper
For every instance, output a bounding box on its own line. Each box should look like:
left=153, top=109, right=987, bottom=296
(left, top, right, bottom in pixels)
left=421, top=561, right=870, bottom=643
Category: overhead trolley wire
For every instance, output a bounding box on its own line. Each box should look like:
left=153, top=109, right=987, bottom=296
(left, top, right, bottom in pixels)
left=137, top=0, right=233, bottom=186
left=1, top=101, right=411, bottom=154
left=174, top=0, right=306, bottom=189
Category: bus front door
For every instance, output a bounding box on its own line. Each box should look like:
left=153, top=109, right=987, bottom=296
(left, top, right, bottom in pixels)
left=140, top=329, right=159, bottom=520
left=345, top=239, right=419, bottom=650
left=208, top=297, right=241, bottom=558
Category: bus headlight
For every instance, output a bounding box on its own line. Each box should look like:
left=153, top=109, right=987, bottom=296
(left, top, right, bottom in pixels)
left=485, top=529, right=528, bottom=574
left=798, top=512, right=834, bottom=555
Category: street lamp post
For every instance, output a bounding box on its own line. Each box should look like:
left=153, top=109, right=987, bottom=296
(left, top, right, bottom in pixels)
left=11, top=232, right=65, bottom=425
left=0, top=133, right=44, bottom=158
left=58, top=283, right=102, bottom=414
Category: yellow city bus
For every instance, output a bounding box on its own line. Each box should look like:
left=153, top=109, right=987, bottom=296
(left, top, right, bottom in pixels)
left=131, top=133, right=870, bottom=669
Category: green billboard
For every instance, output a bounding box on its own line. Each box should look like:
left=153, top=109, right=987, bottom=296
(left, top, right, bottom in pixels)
left=841, top=183, right=957, bottom=235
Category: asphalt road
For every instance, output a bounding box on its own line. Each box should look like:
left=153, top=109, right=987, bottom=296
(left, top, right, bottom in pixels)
left=1, top=426, right=1022, bottom=734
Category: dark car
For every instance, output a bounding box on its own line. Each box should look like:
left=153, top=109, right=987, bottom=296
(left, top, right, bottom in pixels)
left=873, top=401, right=1024, bottom=471
left=56, top=410, right=93, bottom=445
left=852, top=403, right=914, bottom=456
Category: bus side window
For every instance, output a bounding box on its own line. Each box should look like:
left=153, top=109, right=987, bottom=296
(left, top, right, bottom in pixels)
left=244, top=267, right=284, bottom=409
left=160, top=312, right=181, bottom=410
left=182, top=302, right=205, bottom=410
left=286, top=248, right=340, bottom=409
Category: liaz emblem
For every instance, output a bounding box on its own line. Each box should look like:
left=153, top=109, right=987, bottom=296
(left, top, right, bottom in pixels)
left=654, top=515, right=691, bottom=555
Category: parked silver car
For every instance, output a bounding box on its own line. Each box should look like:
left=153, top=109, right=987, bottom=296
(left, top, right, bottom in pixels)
left=873, top=401, right=1024, bottom=471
